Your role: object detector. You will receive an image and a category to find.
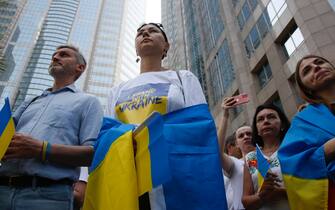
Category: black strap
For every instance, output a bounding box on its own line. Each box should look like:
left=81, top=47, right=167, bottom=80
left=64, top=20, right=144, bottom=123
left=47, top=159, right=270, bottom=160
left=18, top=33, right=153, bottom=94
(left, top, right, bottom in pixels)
left=176, top=70, right=186, bottom=105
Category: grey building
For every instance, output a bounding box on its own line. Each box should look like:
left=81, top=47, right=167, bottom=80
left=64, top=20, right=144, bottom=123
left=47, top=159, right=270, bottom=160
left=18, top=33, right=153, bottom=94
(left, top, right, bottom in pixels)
left=162, top=0, right=335, bottom=133
left=0, top=0, right=26, bottom=101
left=161, top=0, right=188, bottom=70
left=0, top=0, right=146, bottom=111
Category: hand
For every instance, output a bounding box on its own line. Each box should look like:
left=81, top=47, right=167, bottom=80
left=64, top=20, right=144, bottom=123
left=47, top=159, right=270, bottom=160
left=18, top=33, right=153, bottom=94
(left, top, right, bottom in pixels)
left=221, top=97, right=237, bottom=116
left=221, top=97, right=237, bottom=110
left=73, top=181, right=87, bottom=209
left=3, top=133, right=42, bottom=160
left=257, top=172, right=282, bottom=202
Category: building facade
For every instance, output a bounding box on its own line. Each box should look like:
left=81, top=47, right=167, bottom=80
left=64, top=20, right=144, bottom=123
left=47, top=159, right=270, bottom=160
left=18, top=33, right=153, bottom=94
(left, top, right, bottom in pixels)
left=161, top=0, right=188, bottom=70
left=0, top=0, right=146, bottom=111
left=83, top=0, right=145, bottom=110
left=0, top=0, right=27, bottom=102
left=163, top=0, right=335, bottom=133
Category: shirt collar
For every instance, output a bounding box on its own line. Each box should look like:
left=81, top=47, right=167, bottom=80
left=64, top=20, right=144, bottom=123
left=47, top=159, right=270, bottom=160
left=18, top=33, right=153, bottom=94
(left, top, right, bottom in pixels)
left=43, top=83, right=79, bottom=95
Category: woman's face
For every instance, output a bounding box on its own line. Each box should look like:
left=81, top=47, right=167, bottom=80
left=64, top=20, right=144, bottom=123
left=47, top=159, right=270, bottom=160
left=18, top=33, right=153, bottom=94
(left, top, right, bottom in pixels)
left=256, top=108, right=281, bottom=140
left=299, top=57, right=335, bottom=92
left=135, top=24, right=169, bottom=58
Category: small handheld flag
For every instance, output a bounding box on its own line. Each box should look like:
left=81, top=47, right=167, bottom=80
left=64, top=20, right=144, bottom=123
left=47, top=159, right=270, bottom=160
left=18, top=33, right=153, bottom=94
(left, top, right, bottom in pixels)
left=256, top=144, right=270, bottom=178
left=0, top=98, right=15, bottom=160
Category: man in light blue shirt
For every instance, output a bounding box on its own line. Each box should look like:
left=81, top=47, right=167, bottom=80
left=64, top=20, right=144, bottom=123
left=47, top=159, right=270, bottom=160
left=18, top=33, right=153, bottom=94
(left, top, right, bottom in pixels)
left=0, top=45, right=103, bottom=210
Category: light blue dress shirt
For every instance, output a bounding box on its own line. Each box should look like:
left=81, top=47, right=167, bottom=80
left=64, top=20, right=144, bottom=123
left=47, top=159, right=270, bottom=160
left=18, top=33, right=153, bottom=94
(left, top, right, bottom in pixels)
left=0, top=84, right=103, bottom=181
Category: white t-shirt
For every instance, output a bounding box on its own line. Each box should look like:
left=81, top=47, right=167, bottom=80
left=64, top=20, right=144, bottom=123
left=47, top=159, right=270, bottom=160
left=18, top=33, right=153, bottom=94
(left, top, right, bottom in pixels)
left=78, top=167, right=88, bottom=182
left=223, top=156, right=245, bottom=210
left=107, top=69, right=206, bottom=210
left=224, top=174, right=234, bottom=210
left=245, top=151, right=290, bottom=210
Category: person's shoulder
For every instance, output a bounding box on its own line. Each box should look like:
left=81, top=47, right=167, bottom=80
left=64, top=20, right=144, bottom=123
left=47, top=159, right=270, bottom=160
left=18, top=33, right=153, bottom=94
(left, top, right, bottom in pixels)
left=175, top=69, right=195, bottom=77
left=75, top=91, right=101, bottom=105
left=229, top=156, right=245, bottom=166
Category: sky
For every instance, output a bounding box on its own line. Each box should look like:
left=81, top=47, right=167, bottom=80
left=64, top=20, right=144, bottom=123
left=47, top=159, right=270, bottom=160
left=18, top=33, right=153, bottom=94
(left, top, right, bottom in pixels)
left=145, top=0, right=161, bottom=22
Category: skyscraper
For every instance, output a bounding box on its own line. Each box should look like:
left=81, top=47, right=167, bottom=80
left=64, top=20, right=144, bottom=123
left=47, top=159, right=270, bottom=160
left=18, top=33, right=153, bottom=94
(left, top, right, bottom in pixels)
left=0, top=0, right=146, bottom=111
left=83, top=0, right=146, bottom=110
left=161, top=0, right=188, bottom=70
left=163, top=0, right=335, bottom=133
left=0, top=0, right=27, bottom=102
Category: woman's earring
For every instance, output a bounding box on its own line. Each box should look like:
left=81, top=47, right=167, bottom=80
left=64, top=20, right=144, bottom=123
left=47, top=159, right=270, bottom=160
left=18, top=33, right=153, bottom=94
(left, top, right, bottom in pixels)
left=136, top=56, right=140, bottom=63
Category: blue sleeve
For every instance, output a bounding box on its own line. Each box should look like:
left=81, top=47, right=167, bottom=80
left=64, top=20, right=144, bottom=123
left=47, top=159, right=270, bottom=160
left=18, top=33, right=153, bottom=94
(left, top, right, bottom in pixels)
left=79, top=96, right=104, bottom=146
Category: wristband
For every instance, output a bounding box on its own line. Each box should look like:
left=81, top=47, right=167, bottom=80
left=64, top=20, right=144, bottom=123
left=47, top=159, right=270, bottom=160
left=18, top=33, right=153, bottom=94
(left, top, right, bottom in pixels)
left=45, top=141, right=52, bottom=162
left=41, top=141, right=47, bottom=162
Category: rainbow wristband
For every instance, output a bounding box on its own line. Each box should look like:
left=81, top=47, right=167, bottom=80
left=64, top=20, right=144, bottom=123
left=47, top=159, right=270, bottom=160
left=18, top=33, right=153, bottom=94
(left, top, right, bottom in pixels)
left=41, top=141, right=47, bottom=162
left=45, top=141, right=52, bottom=162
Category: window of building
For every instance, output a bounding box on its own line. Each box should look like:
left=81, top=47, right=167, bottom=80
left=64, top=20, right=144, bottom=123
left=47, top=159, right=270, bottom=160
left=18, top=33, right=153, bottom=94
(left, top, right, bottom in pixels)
left=329, top=0, right=335, bottom=11
left=232, top=0, right=239, bottom=8
left=256, top=60, right=272, bottom=88
left=257, top=13, right=271, bottom=38
left=250, top=25, right=260, bottom=49
left=283, top=27, right=304, bottom=57
left=208, top=40, right=235, bottom=106
left=266, top=0, right=287, bottom=25
left=242, top=2, right=251, bottom=21
left=248, top=0, right=258, bottom=11
left=237, top=12, right=245, bottom=30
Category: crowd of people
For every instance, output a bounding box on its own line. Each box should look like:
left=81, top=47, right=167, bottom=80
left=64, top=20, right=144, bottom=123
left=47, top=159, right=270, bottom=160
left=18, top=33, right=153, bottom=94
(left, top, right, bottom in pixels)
left=0, top=22, right=334, bottom=210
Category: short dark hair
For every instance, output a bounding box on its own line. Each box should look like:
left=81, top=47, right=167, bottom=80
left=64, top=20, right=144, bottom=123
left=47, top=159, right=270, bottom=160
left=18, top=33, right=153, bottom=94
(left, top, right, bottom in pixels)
left=137, top=23, right=169, bottom=43
left=224, top=133, right=236, bottom=154
left=56, top=45, right=86, bottom=67
left=251, top=103, right=290, bottom=147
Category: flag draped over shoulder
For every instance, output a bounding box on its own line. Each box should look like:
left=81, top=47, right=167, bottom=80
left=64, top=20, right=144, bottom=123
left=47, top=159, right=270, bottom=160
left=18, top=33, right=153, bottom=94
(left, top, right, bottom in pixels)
left=83, top=104, right=227, bottom=210
left=161, top=104, right=227, bottom=210
left=278, top=104, right=335, bottom=210
left=0, top=98, right=15, bottom=160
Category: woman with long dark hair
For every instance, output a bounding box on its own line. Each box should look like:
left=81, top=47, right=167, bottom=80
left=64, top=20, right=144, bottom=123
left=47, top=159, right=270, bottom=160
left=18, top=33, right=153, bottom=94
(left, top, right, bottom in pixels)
left=242, top=104, right=290, bottom=210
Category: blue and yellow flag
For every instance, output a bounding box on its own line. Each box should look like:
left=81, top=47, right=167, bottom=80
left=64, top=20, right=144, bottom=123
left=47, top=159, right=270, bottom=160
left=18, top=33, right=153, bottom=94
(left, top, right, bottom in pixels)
left=133, top=112, right=170, bottom=196
left=84, top=104, right=227, bottom=210
left=256, top=144, right=270, bottom=188
left=161, top=104, right=227, bottom=210
left=0, top=98, right=15, bottom=160
left=278, top=104, right=335, bottom=210
left=83, top=113, right=170, bottom=210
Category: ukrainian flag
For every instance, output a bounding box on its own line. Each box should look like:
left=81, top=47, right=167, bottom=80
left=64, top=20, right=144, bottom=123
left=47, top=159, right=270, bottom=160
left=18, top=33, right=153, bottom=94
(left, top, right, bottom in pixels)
left=0, top=98, right=15, bottom=160
left=83, top=104, right=227, bottom=210
left=278, top=104, right=335, bottom=210
left=83, top=113, right=170, bottom=210
left=161, top=104, right=227, bottom=210
left=256, top=144, right=270, bottom=188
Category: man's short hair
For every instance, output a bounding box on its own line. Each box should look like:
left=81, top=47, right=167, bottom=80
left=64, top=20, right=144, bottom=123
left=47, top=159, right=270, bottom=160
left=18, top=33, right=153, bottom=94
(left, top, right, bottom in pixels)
left=224, top=133, right=236, bottom=154
left=56, top=45, right=86, bottom=67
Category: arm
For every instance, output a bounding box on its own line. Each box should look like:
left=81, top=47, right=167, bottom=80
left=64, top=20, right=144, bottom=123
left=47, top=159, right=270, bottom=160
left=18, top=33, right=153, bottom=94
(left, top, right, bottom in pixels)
left=242, top=165, right=263, bottom=210
left=218, top=97, right=237, bottom=176
left=217, top=97, right=237, bottom=150
left=324, top=138, right=335, bottom=163
left=73, top=167, right=88, bottom=209
left=4, top=133, right=94, bottom=166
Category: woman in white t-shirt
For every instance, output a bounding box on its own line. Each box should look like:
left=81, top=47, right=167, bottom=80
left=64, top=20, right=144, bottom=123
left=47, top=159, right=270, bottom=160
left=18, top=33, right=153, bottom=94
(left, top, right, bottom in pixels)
left=107, top=23, right=206, bottom=210
left=242, top=104, right=291, bottom=210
